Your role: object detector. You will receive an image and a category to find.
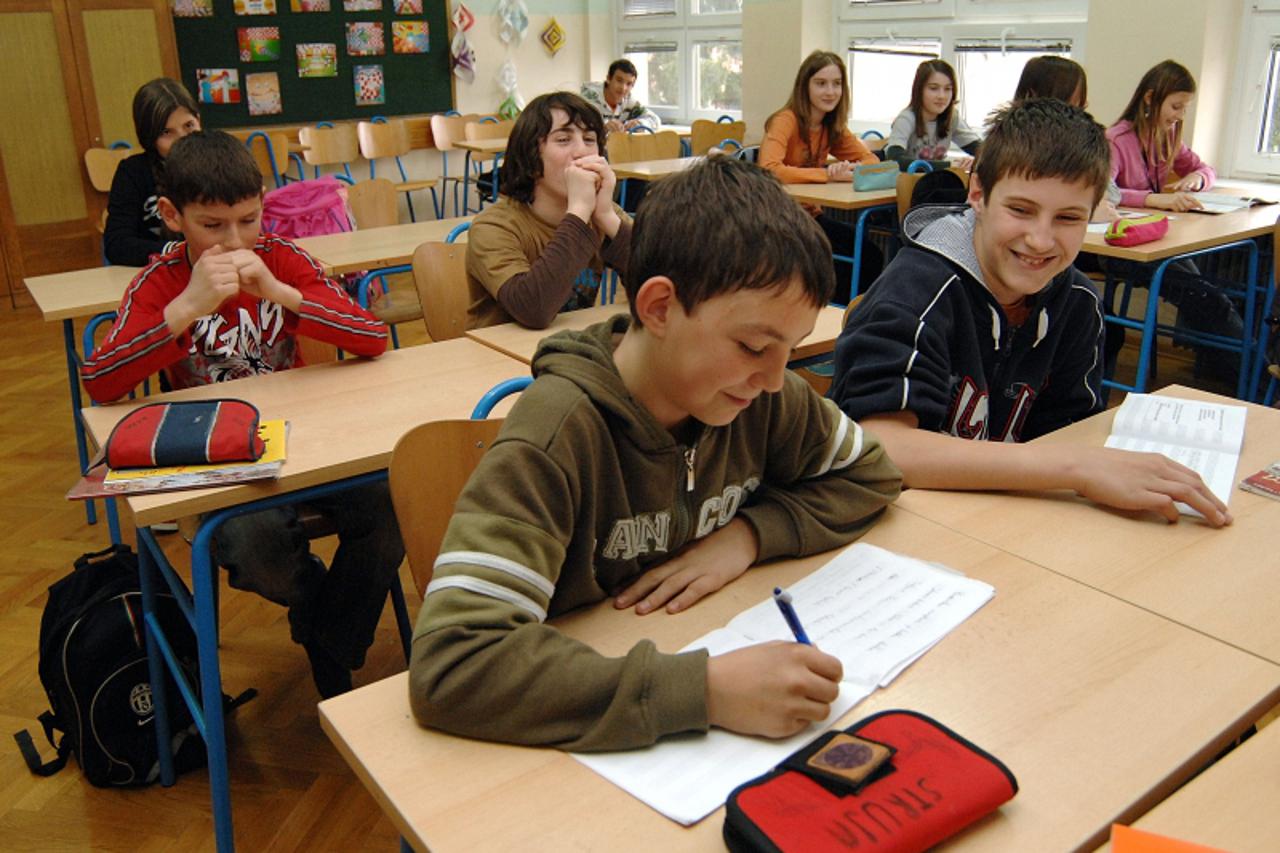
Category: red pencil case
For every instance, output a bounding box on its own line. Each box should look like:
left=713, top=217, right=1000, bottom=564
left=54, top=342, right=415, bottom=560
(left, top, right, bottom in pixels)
left=724, top=710, right=1018, bottom=853
left=1104, top=213, right=1168, bottom=246
left=105, top=399, right=265, bottom=469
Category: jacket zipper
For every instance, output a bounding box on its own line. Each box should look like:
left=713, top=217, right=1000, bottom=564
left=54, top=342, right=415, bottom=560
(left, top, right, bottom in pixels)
left=684, top=445, right=697, bottom=492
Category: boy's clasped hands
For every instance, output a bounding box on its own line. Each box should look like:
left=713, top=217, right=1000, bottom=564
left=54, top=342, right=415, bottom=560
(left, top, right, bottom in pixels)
left=564, top=154, right=622, bottom=236
left=164, top=244, right=302, bottom=334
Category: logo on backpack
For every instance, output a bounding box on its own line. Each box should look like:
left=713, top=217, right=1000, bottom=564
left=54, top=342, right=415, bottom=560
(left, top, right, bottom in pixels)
left=129, top=682, right=154, bottom=719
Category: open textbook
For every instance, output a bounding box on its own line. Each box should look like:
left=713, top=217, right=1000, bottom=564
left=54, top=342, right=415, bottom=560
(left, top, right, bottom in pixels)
left=1105, top=394, right=1246, bottom=515
left=1189, top=192, right=1278, bottom=214
left=574, top=543, right=994, bottom=825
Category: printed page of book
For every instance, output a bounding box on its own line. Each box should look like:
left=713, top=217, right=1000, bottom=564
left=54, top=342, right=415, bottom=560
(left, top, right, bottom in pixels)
left=573, top=544, right=994, bottom=825
left=1106, top=394, right=1247, bottom=513
left=1189, top=192, right=1250, bottom=214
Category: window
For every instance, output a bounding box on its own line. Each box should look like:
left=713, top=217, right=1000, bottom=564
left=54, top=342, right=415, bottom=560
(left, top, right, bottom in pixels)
left=954, top=37, right=1071, bottom=128
left=622, top=0, right=678, bottom=22
left=693, top=39, right=742, bottom=112
left=848, top=38, right=941, bottom=128
left=844, top=0, right=954, bottom=20
left=1231, top=12, right=1280, bottom=177
left=693, top=0, right=740, bottom=14
left=624, top=41, right=681, bottom=110
left=1260, top=42, right=1280, bottom=155
left=617, top=1, right=741, bottom=121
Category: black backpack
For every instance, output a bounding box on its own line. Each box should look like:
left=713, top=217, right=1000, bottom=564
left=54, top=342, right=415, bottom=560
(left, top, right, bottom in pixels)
left=15, top=545, right=251, bottom=786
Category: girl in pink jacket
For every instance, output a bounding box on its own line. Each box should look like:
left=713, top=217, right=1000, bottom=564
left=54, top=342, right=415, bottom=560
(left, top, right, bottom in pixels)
left=1107, top=60, right=1214, bottom=212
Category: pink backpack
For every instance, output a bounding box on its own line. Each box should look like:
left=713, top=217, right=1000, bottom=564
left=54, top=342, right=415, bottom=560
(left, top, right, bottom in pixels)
left=261, top=177, right=353, bottom=240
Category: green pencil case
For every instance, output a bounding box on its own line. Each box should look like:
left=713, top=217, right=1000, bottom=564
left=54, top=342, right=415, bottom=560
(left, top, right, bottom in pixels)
left=853, top=162, right=899, bottom=191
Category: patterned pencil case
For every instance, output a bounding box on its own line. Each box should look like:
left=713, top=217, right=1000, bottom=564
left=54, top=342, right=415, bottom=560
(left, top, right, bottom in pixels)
left=1104, top=213, right=1169, bottom=246
left=724, top=710, right=1018, bottom=853
left=853, top=161, right=900, bottom=191
left=105, top=400, right=265, bottom=469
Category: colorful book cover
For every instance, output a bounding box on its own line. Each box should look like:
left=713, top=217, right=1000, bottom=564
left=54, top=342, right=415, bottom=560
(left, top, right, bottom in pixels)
left=392, top=0, right=422, bottom=13
left=246, top=72, right=283, bottom=116
left=392, top=21, right=429, bottom=54
left=296, top=43, right=338, bottom=78
left=346, top=22, right=385, bottom=57
left=343, top=0, right=381, bottom=10
left=238, top=27, right=281, bottom=63
left=234, top=0, right=277, bottom=14
left=1239, top=463, right=1280, bottom=501
left=172, top=0, right=214, bottom=18
left=353, top=65, right=385, bottom=106
left=196, top=69, right=241, bottom=105
left=290, top=0, right=330, bottom=10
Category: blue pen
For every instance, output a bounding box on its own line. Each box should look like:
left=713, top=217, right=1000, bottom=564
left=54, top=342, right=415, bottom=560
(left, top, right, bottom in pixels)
left=772, top=587, right=811, bottom=645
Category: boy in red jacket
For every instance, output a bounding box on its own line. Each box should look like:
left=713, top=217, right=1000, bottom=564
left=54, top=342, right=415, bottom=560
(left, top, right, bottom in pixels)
left=83, top=131, right=403, bottom=697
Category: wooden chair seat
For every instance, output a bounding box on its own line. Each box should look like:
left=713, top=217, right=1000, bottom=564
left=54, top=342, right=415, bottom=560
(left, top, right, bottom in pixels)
left=396, top=178, right=439, bottom=193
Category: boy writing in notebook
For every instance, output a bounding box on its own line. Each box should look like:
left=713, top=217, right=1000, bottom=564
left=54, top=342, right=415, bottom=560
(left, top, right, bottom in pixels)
left=82, top=131, right=405, bottom=697
left=828, top=98, right=1229, bottom=526
left=410, top=158, right=902, bottom=751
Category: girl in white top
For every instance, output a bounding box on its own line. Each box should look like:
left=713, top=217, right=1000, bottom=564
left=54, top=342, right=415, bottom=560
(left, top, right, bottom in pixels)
left=884, top=59, right=981, bottom=169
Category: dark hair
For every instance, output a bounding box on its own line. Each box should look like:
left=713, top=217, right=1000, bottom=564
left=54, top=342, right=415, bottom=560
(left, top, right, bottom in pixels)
left=162, top=131, right=263, bottom=211
left=975, top=98, right=1109, bottom=206
left=132, top=78, right=201, bottom=159
left=1116, top=59, right=1197, bottom=171
left=502, top=92, right=606, bottom=205
left=1014, top=56, right=1088, bottom=108
left=767, top=51, right=849, bottom=165
left=626, top=158, right=833, bottom=324
left=607, top=59, right=638, bottom=80
left=909, top=59, right=958, bottom=139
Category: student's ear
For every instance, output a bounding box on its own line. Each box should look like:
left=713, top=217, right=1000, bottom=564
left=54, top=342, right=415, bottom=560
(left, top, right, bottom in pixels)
left=157, top=196, right=183, bottom=234
left=632, top=276, right=678, bottom=337
left=966, top=173, right=987, bottom=214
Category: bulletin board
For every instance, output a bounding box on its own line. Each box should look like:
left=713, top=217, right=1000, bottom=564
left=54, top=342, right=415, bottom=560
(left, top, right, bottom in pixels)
left=171, top=0, right=453, bottom=128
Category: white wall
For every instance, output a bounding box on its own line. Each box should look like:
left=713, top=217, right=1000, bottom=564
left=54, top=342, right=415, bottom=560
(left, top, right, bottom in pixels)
left=741, top=0, right=833, bottom=133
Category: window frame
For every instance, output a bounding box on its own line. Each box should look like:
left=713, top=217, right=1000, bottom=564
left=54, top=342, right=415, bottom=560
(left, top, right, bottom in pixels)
left=620, top=34, right=686, bottom=123
left=1228, top=8, right=1280, bottom=178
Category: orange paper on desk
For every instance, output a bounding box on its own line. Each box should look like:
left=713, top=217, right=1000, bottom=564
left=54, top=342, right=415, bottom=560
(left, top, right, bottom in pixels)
left=1110, top=824, right=1229, bottom=853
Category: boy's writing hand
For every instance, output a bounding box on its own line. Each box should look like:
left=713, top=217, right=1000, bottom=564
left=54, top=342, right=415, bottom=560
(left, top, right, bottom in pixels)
left=165, top=245, right=239, bottom=334
left=575, top=155, right=621, bottom=237
left=226, top=249, right=302, bottom=311
left=1069, top=446, right=1231, bottom=526
left=614, top=518, right=758, bottom=615
left=706, top=642, right=843, bottom=738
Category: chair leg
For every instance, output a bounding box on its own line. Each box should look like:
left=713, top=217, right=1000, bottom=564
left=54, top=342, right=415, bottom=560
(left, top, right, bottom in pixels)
left=389, top=581, right=412, bottom=664
left=404, top=191, right=417, bottom=223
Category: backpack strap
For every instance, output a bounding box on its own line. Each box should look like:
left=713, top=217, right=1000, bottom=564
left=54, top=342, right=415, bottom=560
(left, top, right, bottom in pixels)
left=13, top=712, right=71, bottom=777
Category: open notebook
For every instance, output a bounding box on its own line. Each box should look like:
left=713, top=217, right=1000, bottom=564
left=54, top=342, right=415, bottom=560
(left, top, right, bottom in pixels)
left=573, top=543, right=994, bottom=825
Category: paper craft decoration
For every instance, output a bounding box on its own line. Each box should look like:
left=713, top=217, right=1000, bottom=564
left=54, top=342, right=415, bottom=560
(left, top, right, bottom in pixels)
left=353, top=65, right=386, bottom=106
left=234, top=0, right=276, bottom=14
left=495, top=0, right=528, bottom=47
left=393, top=0, right=422, bottom=13
left=540, top=18, right=564, bottom=56
left=450, top=31, right=475, bottom=84
left=246, top=72, right=283, bottom=116
left=196, top=69, right=241, bottom=104
left=343, top=0, right=381, bottom=10
left=238, top=27, right=281, bottom=63
left=496, top=58, right=522, bottom=120
left=296, top=43, right=338, bottom=78
left=451, top=2, right=475, bottom=32
left=346, top=22, right=385, bottom=56
left=172, top=0, right=214, bottom=17
left=392, top=21, right=429, bottom=54
left=290, top=0, right=330, bottom=10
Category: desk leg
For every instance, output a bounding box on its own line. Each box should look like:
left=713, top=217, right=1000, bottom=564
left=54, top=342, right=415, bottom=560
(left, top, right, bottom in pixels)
left=619, top=179, right=629, bottom=212
left=189, top=521, right=234, bottom=851
left=63, top=319, right=100, bottom=527
left=461, top=151, right=474, bottom=215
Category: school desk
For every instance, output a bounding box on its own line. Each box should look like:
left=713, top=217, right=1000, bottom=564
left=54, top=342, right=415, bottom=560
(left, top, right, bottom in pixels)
left=1079, top=203, right=1278, bottom=399
left=78, top=338, right=530, bottom=853
left=26, top=264, right=142, bottom=532
left=1099, top=719, right=1280, bottom=853
left=318, top=505, right=1280, bottom=852
left=895, top=384, right=1280, bottom=665
left=464, top=302, right=848, bottom=367
left=295, top=214, right=473, bottom=276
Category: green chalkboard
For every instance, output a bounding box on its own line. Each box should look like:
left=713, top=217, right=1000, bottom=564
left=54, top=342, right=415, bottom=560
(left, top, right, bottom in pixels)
left=172, top=0, right=453, bottom=129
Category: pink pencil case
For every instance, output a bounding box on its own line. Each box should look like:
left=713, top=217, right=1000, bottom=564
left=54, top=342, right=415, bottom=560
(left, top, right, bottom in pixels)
left=1104, top=213, right=1168, bottom=246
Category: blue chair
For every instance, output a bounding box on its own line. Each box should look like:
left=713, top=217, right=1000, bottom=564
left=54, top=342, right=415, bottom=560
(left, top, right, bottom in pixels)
left=298, top=122, right=359, bottom=182
left=735, top=145, right=760, bottom=164
left=860, top=130, right=886, bottom=141
left=244, top=131, right=305, bottom=189
left=409, top=222, right=472, bottom=341
left=906, top=159, right=934, bottom=174
left=357, top=117, right=442, bottom=221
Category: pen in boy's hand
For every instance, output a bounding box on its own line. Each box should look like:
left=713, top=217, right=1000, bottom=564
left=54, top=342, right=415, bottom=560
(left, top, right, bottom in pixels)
left=772, top=587, right=811, bottom=645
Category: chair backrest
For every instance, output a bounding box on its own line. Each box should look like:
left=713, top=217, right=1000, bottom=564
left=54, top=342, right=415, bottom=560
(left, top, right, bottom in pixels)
left=429, top=113, right=481, bottom=152
left=244, top=131, right=293, bottom=188
left=298, top=123, right=361, bottom=167
left=84, top=148, right=132, bottom=193
left=734, top=144, right=760, bottom=164
left=346, top=178, right=399, bottom=229
left=690, top=119, right=745, bottom=156
left=895, top=167, right=968, bottom=221
left=356, top=118, right=412, bottom=160
left=389, top=418, right=504, bottom=595
left=606, top=129, right=681, bottom=164
left=463, top=119, right=515, bottom=143
left=411, top=240, right=470, bottom=341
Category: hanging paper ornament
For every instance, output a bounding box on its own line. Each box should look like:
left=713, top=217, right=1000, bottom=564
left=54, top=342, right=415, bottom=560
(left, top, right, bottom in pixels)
left=495, top=0, right=529, bottom=47
left=540, top=18, right=564, bottom=57
left=452, top=2, right=475, bottom=33
left=495, top=58, right=523, bottom=119
left=450, top=30, right=476, bottom=84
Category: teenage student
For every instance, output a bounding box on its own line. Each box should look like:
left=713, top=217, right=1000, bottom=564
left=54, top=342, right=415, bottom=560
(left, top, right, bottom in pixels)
left=104, top=78, right=202, bottom=267
left=82, top=131, right=405, bottom=697
left=580, top=59, right=661, bottom=134
left=409, top=157, right=902, bottom=751
left=466, top=91, right=629, bottom=329
left=760, top=51, right=880, bottom=303
left=884, top=59, right=982, bottom=170
left=1108, top=60, right=1214, bottom=213
left=828, top=98, right=1230, bottom=527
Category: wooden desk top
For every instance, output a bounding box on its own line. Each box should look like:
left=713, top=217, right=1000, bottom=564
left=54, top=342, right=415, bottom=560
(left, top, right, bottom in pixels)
left=896, top=384, right=1280, bottom=663
left=1081, top=203, right=1278, bottom=262
left=784, top=182, right=898, bottom=211
left=1101, top=721, right=1280, bottom=852
left=79, top=338, right=526, bottom=527
left=454, top=138, right=507, bottom=155
left=25, top=265, right=142, bottom=322
left=611, top=157, right=703, bottom=181
left=319, top=507, right=1280, bottom=853
left=296, top=216, right=472, bottom=276
left=464, top=303, right=847, bottom=366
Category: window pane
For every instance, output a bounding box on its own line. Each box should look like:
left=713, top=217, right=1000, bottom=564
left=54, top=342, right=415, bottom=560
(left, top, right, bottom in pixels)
left=694, top=41, right=743, bottom=112
left=955, top=47, right=1069, bottom=129
left=624, top=45, right=680, bottom=108
left=1259, top=46, right=1280, bottom=153
left=848, top=41, right=940, bottom=127
left=694, top=0, right=741, bottom=13
left=623, top=0, right=677, bottom=19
